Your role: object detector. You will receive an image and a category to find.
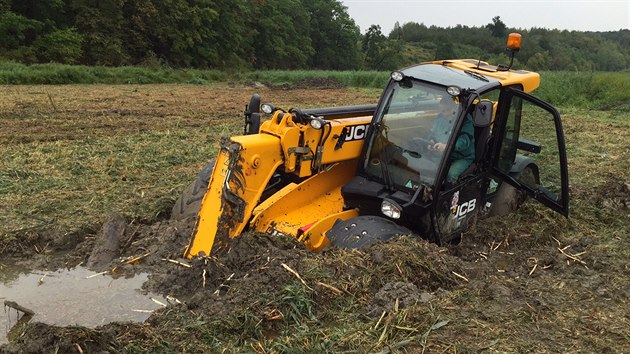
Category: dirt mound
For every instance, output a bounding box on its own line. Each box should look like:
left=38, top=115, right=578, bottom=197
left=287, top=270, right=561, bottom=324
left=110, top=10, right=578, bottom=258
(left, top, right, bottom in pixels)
left=2, top=216, right=467, bottom=352
left=267, top=77, right=346, bottom=90
left=4, top=213, right=465, bottom=298
left=145, top=231, right=304, bottom=297
left=144, top=232, right=466, bottom=319
left=3, top=206, right=629, bottom=352
left=86, top=214, right=125, bottom=269
left=0, top=216, right=194, bottom=277
left=1, top=322, right=117, bottom=354
left=295, top=77, right=345, bottom=89
left=594, top=179, right=629, bottom=212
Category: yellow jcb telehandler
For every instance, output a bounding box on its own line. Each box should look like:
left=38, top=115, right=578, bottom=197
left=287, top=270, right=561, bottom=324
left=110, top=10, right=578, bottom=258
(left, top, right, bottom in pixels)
left=174, top=33, right=569, bottom=258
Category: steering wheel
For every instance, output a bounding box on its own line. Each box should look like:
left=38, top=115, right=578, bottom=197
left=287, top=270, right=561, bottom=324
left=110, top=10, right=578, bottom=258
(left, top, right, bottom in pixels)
left=408, top=137, right=432, bottom=153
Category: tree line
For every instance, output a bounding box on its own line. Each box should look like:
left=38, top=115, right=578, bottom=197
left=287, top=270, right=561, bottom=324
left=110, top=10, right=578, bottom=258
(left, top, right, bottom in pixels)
left=1, top=1, right=628, bottom=72
left=0, top=0, right=363, bottom=69
left=388, top=17, right=630, bottom=71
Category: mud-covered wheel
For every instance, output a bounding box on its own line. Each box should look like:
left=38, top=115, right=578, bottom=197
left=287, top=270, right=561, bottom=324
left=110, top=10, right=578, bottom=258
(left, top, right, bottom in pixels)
left=171, top=160, right=215, bottom=220
left=489, top=166, right=537, bottom=217
left=326, top=215, right=413, bottom=249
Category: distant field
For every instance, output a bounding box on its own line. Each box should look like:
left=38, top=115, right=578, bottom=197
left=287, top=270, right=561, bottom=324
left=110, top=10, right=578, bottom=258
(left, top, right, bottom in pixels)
left=1, top=61, right=630, bottom=110
left=0, top=84, right=380, bottom=240
left=0, top=61, right=390, bottom=88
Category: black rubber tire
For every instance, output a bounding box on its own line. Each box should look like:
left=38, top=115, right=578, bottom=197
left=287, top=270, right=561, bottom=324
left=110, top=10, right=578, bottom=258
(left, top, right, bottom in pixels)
left=489, top=166, right=536, bottom=217
left=171, top=160, right=215, bottom=220
left=327, top=215, right=413, bottom=249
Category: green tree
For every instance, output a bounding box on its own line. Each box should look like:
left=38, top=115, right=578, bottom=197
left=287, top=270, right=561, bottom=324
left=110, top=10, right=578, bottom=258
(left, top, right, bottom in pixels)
left=597, top=42, right=627, bottom=71
left=302, top=0, right=362, bottom=69
left=391, top=21, right=402, bottom=40
left=1, top=0, right=629, bottom=71
left=526, top=51, right=550, bottom=70
left=0, top=10, right=42, bottom=61
left=362, top=25, right=402, bottom=70
left=120, top=0, right=159, bottom=65
left=147, top=0, right=250, bottom=68
left=149, top=0, right=218, bottom=67
left=397, top=22, right=428, bottom=42
left=486, top=16, right=507, bottom=38
left=203, top=0, right=252, bottom=68
left=10, top=0, right=67, bottom=26
left=70, top=0, right=128, bottom=65
left=435, top=41, right=455, bottom=60
left=0, top=10, right=38, bottom=49
left=32, top=27, right=83, bottom=63
left=250, top=0, right=313, bottom=69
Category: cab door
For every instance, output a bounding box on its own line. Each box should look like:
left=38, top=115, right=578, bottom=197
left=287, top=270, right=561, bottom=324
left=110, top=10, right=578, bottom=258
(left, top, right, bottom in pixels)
left=491, top=87, right=569, bottom=216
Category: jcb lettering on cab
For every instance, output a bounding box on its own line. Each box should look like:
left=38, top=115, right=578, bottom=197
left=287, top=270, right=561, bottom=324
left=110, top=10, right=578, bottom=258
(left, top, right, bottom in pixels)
left=344, top=124, right=370, bottom=141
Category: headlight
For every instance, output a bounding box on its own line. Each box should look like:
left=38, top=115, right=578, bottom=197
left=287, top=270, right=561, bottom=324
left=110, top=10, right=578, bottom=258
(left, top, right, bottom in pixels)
left=261, top=103, right=275, bottom=114
left=309, top=116, right=324, bottom=130
left=391, top=71, right=404, bottom=82
left=381, top=199, right=402, bottom=219
left=446, top=86, right=461, bottom=96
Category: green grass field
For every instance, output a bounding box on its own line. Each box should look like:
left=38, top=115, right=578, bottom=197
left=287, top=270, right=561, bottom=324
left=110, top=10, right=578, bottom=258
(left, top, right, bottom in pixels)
left=2, top=60, right=630, bottom=110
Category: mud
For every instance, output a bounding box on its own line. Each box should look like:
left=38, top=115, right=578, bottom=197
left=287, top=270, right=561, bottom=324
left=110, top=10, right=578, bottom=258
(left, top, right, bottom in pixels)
left=86, top=214, right=125, bottom=270
left=0, top=213, right=468, bottom=352
left=2, top=200, right=629, bottom=352
left=293, top=77, right=345, bottom=89
left=266, top=77, right=345, bottom=90
left=595, top=179, right=630, bottom=212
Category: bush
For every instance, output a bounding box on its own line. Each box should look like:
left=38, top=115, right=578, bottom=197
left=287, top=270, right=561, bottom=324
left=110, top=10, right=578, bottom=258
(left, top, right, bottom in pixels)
left=33, top=28, right=84, bottom=64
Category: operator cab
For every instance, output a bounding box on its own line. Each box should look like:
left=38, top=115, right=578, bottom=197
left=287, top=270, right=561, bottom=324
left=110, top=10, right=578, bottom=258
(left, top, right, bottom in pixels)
left=364, top=64, right=498, bottom=190
left=339, top=62, right=569, bottom=244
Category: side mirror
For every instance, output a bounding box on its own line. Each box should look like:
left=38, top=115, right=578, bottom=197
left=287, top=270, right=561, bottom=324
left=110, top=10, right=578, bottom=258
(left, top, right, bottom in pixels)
left=398, top=77, right=413, bottom=89
left=473, top=101, right=494, bottom=127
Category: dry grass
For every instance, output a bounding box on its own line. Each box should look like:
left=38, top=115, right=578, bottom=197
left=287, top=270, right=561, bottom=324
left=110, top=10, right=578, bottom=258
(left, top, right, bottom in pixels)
left=0, top=84, right=379, bottom=240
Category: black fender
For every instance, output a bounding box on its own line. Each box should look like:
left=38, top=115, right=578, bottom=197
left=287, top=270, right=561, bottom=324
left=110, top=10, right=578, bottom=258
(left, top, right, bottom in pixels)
left=326, top=215, right=413, bottom=249
left=488, top=157, right=539, bottom=217
left=510, top=155, right=540, bottom=183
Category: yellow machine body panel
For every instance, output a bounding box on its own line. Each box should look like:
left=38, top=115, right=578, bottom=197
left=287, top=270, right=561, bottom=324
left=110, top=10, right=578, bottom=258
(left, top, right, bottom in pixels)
left=300, top=209, right=359, bottom=251
left=259, top=114, right=371, bottom=178
left=306, top=117, right=371, bottom=164
left=250, top=160, right=358, bottom=250
left=183, top=149, right=231, bottom=257
left=184, top=112, right=372, bottom=258
left=184, top=134, right=284, bottom=257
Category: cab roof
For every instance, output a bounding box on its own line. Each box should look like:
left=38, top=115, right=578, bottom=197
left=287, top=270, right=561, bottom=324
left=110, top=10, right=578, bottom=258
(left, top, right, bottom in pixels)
left=401, top=59, right=540, bottom=93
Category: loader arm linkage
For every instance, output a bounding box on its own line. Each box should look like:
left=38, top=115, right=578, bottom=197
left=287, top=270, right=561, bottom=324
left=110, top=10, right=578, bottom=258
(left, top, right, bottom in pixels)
left=184, top=108, right=373, bottom=258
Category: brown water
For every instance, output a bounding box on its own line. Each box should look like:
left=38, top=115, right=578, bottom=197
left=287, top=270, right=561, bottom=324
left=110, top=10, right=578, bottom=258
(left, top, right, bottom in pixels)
left=1, top=265, right=166, bottom=344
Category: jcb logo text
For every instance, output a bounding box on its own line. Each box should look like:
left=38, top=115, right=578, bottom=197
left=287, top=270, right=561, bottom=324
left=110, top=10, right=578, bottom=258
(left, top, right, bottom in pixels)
left=344, top=124, right=370, bottom=141
left=453, top=199, right=476, bottom=218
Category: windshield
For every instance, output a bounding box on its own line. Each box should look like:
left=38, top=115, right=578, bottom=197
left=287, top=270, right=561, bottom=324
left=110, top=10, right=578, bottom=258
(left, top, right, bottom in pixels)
left=364, top=79, right=462, bottom=190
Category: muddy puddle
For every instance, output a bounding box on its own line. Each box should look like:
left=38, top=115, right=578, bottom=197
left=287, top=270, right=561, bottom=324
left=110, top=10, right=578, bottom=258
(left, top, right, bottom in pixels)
left=1, top=265, right=166, bottom=344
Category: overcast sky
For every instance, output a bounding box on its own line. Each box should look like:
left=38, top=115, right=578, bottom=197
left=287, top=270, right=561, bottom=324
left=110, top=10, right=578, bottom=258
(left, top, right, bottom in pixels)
left=340, top=0, right=630, bottom=34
